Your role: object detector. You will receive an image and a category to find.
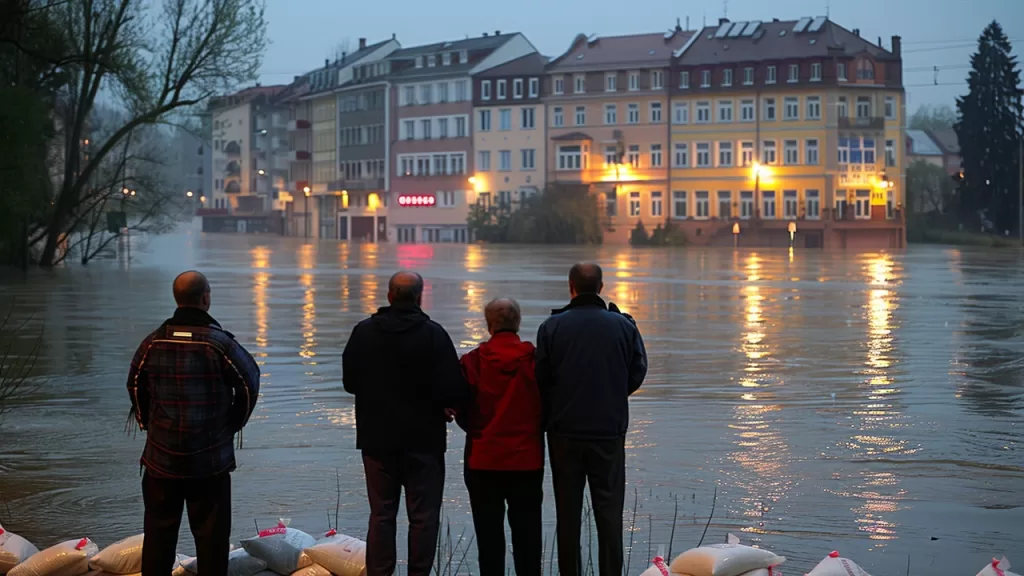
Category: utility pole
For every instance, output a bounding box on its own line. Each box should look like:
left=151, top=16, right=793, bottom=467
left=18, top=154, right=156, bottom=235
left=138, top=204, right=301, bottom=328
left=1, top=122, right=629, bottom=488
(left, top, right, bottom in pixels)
left=1019, top=135, right=1023, bottom=246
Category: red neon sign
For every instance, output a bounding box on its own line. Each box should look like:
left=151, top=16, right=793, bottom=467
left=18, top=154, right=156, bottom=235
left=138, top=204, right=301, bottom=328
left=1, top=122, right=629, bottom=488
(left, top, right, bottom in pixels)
left=398, top=194, right=436, bottom=206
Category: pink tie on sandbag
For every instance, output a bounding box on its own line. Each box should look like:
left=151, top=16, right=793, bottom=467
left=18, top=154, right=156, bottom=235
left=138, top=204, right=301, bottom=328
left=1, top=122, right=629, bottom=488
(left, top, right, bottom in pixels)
left=0, top=525, right=41, bottom=575
left=976, top=557, right=1019, bottom=576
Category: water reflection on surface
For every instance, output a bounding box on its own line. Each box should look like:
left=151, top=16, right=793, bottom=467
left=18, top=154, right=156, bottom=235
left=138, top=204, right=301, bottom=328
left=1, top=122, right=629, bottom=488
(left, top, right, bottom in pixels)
left=1, top=227, right=1022, bottom=574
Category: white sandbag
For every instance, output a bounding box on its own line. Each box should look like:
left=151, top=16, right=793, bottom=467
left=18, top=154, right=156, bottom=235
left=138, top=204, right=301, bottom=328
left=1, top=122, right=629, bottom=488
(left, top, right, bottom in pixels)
left=1, top=525, right=40, bottom=575
left=84, top=572, right=140, bottom=576
left=976, top=557, right=1020, bottom=576
left=290, top=565, right=331, bottom=576
left=89, top=535, right=143, bottom=575
left=300, top=531, right=366, bottom=576
left=182, top=549, right=266, bottom=576
left=170, top=554, right=191, bottom=576
left=9, top=538, right=99, bottom=576
left=805, top=552, right=870, bottom=576
left=637, top=555, right=669, bottom=576
left=241, top=521, right=316, bottom=576
left=670, top=543, right=785, bottom=576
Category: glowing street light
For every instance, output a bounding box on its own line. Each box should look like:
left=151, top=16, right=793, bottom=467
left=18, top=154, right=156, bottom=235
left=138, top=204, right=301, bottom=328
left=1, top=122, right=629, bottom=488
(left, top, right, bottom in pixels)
left=130, top=189, right=136, bottom=197
left=788, top=221, right=797, bottom=247
left=199, top=195, right=206, bottom=204
left=257, top=169, right=266, bottom=176
left=732, top=222, right=740, bottom=248
left=122, top=187, right=130, bottom=195
left=186, top=190, right=194, bottom=198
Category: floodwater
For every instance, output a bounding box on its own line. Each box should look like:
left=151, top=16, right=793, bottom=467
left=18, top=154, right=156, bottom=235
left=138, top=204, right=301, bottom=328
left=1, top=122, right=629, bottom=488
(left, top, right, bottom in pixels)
left=1, top=221, right=1022, bottom=575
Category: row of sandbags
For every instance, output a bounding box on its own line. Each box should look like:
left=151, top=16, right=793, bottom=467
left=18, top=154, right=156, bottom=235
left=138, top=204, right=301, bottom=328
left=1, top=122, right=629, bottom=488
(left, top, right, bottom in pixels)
left=638, top=537, right=1020, bottom=576
left=0, top=521, right=366, bottom=576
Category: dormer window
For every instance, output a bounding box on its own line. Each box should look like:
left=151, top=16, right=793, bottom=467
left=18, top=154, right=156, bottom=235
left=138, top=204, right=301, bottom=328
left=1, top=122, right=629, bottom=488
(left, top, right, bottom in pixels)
left=856, top=59, right=875, bottom=80
left=415, top=56, right=424, bottom=68
left=427, top=55, right=436, bottom=67
left=442, top=52, right=451, bottom=66
left=459, top=49, right=469, bottom=64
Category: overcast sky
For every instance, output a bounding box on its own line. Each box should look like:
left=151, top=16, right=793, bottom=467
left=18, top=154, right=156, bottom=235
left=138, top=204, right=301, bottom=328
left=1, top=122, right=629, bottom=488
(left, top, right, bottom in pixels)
left=258, top=0, right=1023, bottom=112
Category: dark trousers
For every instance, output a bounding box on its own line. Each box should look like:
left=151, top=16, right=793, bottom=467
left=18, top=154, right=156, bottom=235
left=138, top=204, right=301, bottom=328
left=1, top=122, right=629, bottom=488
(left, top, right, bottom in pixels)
left=362, top=451, right=445, bottom=576
left=141, top=471, right=231, bottom=576
left=464, top=468, right=543, bottom=576
left=548, top=436, right=626, bottom=576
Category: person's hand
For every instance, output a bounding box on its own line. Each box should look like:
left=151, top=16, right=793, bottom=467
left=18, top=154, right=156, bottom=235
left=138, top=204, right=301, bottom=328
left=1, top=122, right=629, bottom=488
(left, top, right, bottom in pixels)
left=444, top=408, right=457, bottom=422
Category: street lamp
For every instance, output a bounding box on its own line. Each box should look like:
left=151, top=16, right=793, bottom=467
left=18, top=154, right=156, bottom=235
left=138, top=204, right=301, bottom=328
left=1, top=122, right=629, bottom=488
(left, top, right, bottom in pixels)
left=732, top=222, right=740, bottom=248
left=303, top=186, right=311, bottom=239
left=751, top=162, right=768, bottom=218
left=788, top=221, right=797, bottom=248
left=257, top=169, right=266, bottom=176
left=186, top=190, right=194, bottom=198
left=199, top=195, right=206, bottom=204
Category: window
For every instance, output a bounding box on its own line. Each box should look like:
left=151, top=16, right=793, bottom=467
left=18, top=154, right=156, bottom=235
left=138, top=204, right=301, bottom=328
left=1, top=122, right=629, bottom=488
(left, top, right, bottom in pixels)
left=696, top=101, right=711, bottom=123
left=744, top=67, right=754, bottom=85
left=403, top=120, right=415, bottom=140
left=674, top=143, right=689, bottom=167
left=478, top=110, right=491, bottom=131
left=718, top=142, right=733, bottom=167
left=521, top=148, right=535, bottom=170
left=837, top=62, right=848, bottom=81
left=499, top=108, right=511, bottom=131
left=478, top=151, right=491, bottom=171
left=455, top=80, right=468, bottom=101
left=763, top=97, right=776, bottom=121
left=855, top=189, right=871, bottom=218
left=558, top=145, right=582, bottom=170
left=837, top=96, right=848, bottom=118
left=604, top=103, right=617, bottom=124
left=722, top=69, right=733, bottom=86
left=513, top=79, right=523, bottom=98
left=420, top=84, right=432, bottom=104
left=553, top=76, right=565, bottom=95
left=496, top=191, right=511, bottom=208
left=740, top=99, right=755, bottom=122
left=783, top=190, right=798, bottom=217
left=838, top=137, right=850, bottom=164
left=806, top=96, right=821, bottom=120
left=627, top=144, right=640, bottom=168
left=856, top=96, right=872, bottom=118
left=679, top=71, right=690, bottom=89
left=651, top=191, right=663, bottom=216
left=717, top=191, right=732, bottom=219
left=575, top=106, right=586, bottom=125
left=885, top=139, right=896, bottom=167
left=762, top=140, right=777, bottom=164
left=784, top=97, right=799, bottom=120
left=857, top=59, right=875, bottom=80
left=439, top=191, right=457, bottom=208
left=497, top=80, right=507, bottom=99
left=432, top=154, right=446, bottom=174
left=766, top=65, right=777, bottom=84
left=438, top=82, right=449, bottom=103
left=574, top=74, right=586, bottom=93
left=528, top=78, right=539, bottom=97
left=805, top=190, right=820, bottom=219
left=399, top=156, right=414, bottom=176
left=740, top=191, right=754, bottom=219
left=651, top=70, right=664, bottom=89
left=788, top=64, right=799, bottom=82
left=810, top=62, right=822, bottom=81
left=481, top=81, right=492, bottom=100
left=403, top=85, right=416, bottom=105
left=718, top=100, right=734, bottom=123
left=604, top=145, right=618, bottom=167
left=553, top=107, right=564, bottom=127
left=650, top=102, right=663, bottom=123
left=784, top=140, right=799, bottom=165
left=421, top=119, right=432, bottom=139
left=426, top=55, right=436, bottom=68
left=627, top=103, right=640, bottom=124
left=885, top=96, right=896, bottom=119
left=438, top=117, right=449, bottom=139
left=740, top=141, right=754, bottom=166
left=696, top=142, right=711, bottom=167
left=629, top=192, right=641, bottom=216
left=762, top=191, right=776, bottom=219
left=650, top=144, right=662, bottom=167
left=695, top=191, right=709, bottom=218
left=606, top=73, right=617, bottom=92
left=456, top=116, right=467, bottom=137
left=629, top=72, right=640, bottom=91
left=673, top=191, right=688, bottom=218
left=806, top=139, right=819, bottom=165
left=674, top=102, right=689, bottom=124
left=499, top=150, right=511, bottom=171
left=701, top=70, right=711, bottom=87
left=521, top=107, right=536, bottom=129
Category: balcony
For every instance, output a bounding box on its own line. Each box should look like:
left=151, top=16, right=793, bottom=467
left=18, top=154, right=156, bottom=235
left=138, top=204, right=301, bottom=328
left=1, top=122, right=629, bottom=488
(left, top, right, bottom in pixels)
left=224, top=161, right=241, bottom=176
left=288, top=150, right=311, bottom=162
left=551, top=165, right=668, bottom=185
left=330, top=177, right=385, bottom=191
left=225, top=180, right=241, bottom=194
left=288, top=119, right=311, bottom=131
left=839, top=116, right=885, bottom=130
left=224, top=141, right=241, bottom=155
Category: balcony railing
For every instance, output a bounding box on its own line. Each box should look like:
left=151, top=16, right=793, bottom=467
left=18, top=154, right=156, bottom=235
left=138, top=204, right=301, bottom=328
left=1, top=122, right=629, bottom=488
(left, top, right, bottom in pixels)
left=288, top=119, right=311, bottom=131
left=224, top=141, right=241, bottom=155
left=225, top=181, right=241, bottom=194
left=839, top=116, right=885, bottom=130
left=330, top=177, right=385, bottom=191
left=550, top=165, right=669, bottom=185
left=224, top=161, right=241, bottom=176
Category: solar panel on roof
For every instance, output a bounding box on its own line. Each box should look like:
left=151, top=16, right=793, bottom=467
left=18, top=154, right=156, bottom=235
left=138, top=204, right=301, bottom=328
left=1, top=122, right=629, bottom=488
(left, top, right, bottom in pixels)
left=714, top=24, right=731, bottom=38
left=793, top=17, right=812, bottom=33
left=741, top=21, right=761, bottom=36
left=728, top=22, right=745, bottom=37
left=808, top=16, right=827, bottom=32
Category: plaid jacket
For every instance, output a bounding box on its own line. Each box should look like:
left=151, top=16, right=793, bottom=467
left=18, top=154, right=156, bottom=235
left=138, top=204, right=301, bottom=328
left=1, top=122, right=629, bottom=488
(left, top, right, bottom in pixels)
left=127, top=308, right=260, bottom=479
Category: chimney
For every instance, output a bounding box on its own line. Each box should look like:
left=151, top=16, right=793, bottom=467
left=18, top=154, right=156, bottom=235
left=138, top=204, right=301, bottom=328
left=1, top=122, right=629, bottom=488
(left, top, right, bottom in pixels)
left=718, top=17, right=729, bottom=25
left=495, top=30, right=500, bottom=36
left=359, top=38, right=367, bottom=49
left=675, top=17, right=682, bottom=32
left=324, top=58, right=329, bottom=68
left=852, top=28, right=860, bottom=37
left=891, top=35, right=902, bottom=57
left=482, top=32, right=488, bottom=36
left=392, top=32, right=396, bottom=39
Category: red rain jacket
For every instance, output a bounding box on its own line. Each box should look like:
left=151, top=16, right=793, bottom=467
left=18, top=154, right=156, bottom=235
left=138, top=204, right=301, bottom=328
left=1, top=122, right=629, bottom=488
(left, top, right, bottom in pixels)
left=458, top=332, right=544, bottom=471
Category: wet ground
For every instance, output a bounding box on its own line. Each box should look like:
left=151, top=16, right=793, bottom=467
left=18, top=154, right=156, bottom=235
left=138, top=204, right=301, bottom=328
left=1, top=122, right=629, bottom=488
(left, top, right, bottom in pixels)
left=1, top=222, right=1021, bottom=574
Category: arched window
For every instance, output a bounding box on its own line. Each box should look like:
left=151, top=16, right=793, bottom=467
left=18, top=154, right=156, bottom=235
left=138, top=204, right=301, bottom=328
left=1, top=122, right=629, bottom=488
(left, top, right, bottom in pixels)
left=857, top=59, right=875, bottom=80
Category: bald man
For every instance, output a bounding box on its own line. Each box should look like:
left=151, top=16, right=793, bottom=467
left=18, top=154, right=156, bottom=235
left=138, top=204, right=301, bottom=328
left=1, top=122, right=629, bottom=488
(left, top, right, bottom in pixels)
left=536, top=263, right=647, bottom=576
left=343, top=271, right=467, bottom=576
left=127, top=270, right=260, bottom=576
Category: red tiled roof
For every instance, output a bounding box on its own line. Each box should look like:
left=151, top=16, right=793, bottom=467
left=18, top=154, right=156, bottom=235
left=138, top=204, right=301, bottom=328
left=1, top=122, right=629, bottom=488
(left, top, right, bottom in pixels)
left=548, top=29, right=694, bottom=71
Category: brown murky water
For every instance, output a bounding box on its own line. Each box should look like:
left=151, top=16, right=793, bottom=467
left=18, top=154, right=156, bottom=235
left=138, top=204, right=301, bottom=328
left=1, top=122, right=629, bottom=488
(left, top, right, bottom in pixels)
left=1, top=221, right=1022, bottom=574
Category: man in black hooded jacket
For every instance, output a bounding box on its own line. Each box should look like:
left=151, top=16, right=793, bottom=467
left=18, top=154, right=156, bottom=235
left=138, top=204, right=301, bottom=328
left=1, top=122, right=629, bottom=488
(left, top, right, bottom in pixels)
left=343, top=270, right=467, bottom=576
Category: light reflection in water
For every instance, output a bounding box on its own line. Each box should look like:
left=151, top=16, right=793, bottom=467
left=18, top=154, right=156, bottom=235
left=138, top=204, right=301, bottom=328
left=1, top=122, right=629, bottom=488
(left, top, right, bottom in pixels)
left=612, top=252, right=635, bottom=313
left=360, top=274, right=379, bottom=316
left=462, top=281, right=488, bottom=347
left=465, top=244, right=483, bottom=272
left=250, top=247, right=270, bottom=357
left=298, top=245, right=317, bottom=364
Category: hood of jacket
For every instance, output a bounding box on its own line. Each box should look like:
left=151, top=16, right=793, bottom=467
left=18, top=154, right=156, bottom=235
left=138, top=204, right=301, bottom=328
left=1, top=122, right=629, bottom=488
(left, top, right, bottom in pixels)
left=477, top=331, right=535, bottom=373
left=371, top=302, right=430, bottom=333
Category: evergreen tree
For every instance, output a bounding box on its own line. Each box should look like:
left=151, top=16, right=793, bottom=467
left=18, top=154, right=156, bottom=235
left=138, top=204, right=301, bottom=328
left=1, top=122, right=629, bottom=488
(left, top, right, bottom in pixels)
left=954, top=21, right=1024, bottom=232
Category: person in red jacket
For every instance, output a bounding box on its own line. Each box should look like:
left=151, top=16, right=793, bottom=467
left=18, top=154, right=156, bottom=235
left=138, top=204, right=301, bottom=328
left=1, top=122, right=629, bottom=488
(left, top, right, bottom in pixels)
left=457, top=298, right=543, bottom=576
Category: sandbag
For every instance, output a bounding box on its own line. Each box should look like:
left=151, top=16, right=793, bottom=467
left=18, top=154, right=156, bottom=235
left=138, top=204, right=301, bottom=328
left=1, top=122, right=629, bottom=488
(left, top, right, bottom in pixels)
left=241, top=522, right=315, bottom=576
left=1, top=526, right=40, bottom=575
left=89, top=535, right=143, bottom=575
left=299, top=531, right=366, bottom=576
left=976, top=557, right=1020, bottom=576
left=670, top=544, right=785, bottom=576
left=805, top=552, right=870, bottom=576
left=9, top=538, right=99, bottom=576
left=290, top=565, right=331, bottom=576
left=182, top=549, right=266, bottom=576
left=637, top=555, right=669, bottom=576
left=84, top=572, right=140, bottom=576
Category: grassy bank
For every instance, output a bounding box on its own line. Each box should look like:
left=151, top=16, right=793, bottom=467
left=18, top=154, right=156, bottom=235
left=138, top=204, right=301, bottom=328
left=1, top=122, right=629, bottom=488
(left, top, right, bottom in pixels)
left=908, top=227, right=1023, bottom=248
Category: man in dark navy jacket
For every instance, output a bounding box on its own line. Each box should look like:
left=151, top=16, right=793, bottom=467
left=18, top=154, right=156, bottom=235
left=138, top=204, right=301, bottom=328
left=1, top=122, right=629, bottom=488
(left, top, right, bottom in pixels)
left=535, top=263, right=647, bottom=576
left=343, top=271, right=467, bottom=576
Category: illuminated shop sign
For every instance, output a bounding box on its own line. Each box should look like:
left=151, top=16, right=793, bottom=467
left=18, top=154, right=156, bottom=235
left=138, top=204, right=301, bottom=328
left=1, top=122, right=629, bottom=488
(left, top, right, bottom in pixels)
left=397, top=195, right=436, bottom=206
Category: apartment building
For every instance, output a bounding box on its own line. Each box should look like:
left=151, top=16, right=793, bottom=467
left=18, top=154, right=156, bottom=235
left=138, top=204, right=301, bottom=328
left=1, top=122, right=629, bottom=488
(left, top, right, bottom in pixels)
left=277, top=77, right=312, bottom=236
left=389, top=32, right=538, bottom=243
left=471, top=53, right=548, bottom=212
left=670, top=17, right=905, bottom=249
left=543, top=27, right=694, bottom=243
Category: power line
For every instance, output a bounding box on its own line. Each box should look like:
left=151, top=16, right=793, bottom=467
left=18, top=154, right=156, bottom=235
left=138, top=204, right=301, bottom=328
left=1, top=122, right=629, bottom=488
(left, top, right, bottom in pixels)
left=904, top=82, right=965, bottom=88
